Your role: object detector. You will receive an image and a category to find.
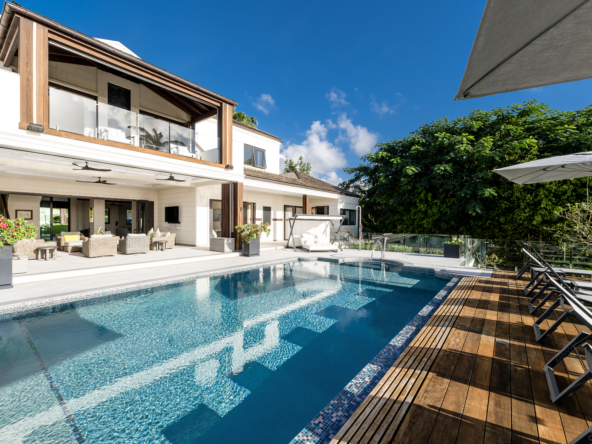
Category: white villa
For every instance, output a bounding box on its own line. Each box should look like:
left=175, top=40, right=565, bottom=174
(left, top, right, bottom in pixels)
left=0, top=2, right=359, bottom=252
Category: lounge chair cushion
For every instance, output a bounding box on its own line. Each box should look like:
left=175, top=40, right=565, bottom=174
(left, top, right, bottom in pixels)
left=63, top=234, right=80, bottom=241
left=64, top=240, right=83, bottom=247
left=91, top=234, right=112, bottom=238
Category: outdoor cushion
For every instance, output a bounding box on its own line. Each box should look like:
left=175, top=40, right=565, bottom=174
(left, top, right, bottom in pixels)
left=64, top=240, right=83, bottom=247
left=90, top=234, right=112, bottom=238
left=128, top=233, right=146, bottom=237
left=163, top=232, right=171, bottom=237
left=63, top=234, right=79, bottom=241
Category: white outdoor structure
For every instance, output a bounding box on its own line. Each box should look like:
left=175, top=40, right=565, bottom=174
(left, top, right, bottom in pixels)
left=286, top=215, right=344, bottom=252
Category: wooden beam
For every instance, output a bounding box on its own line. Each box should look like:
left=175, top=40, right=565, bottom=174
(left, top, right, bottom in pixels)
left=19, top=18, right=34, bottom=125
left=0, top=15, right=19, bottom=66
left=1, top=27, right=18, bottom=68
left=219, top=103, right=233, bottom=166
left=174, top=93, right=209, bottom=113
left=303, top=195, right=310, bottom=214
left=221, top=183, right=231, bottom=238
left=143, top=83, right=201, bottom=117
left=232, top=182, right=243, bottom=250
left=36, top=24, right=49, bottom=128
left=49, top=53, right=97, bottom=67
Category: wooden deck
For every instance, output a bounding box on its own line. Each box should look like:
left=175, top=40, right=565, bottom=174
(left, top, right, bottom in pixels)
left=331, top=272, right=592, bottom=444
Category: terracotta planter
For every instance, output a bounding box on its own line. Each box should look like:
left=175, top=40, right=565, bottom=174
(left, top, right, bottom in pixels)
left=0, top=245, right=13, bottom=289
left=243, top=238, right=260, bottom=257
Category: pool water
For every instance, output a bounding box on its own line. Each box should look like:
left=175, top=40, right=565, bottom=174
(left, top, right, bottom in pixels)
left=0, top=261, right=449, bottom=444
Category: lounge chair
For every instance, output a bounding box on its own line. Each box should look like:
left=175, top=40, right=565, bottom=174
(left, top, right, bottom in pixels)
left=57, top=232, right=86, bottom=253
left=82, top=235, right=119, bottom=258
left=120, top=234, right=150, bottom=254
left=301, top=233, right=339, bottom=252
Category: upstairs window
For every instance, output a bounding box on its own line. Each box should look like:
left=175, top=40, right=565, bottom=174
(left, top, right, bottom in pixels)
left=340, top=209, right=357, bottom=226
left=244, top=145, right=266, bottom=168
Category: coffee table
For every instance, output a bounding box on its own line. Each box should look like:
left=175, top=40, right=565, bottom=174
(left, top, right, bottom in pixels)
left=37, top=245, right=58, bottom=260
left=154, top=240, right=168, bottom=251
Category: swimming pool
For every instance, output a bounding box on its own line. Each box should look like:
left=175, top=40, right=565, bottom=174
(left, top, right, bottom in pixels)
left=0, top=260, right=452, bottom=444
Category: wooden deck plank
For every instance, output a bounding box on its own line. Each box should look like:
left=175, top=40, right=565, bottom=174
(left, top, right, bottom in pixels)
left=454, top=277, right=496, bottom=443
left=507, top=276, right=539, bottom=444
left=331, top=271, right=591, bottom=444
left=484, top=273, right=513, bottom=443
left=515, top=275, right=570, bottom=444
left=388, top=279, right=483, bottom=444
left=331, top=277, right=477, bottom=444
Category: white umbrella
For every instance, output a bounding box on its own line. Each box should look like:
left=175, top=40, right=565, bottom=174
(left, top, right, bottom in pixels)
left=456, top=0, right=592, bottom=100
left=493, top=152, right=592, bottom=184
left=493, top=151, right=592, bottom=202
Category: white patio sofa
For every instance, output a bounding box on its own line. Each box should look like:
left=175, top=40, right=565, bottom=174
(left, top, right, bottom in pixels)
left=301, top=233, right=339, bottom=252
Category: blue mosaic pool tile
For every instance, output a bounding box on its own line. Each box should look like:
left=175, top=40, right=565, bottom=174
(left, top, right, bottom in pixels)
left=289, top=276, right=461, bottom=444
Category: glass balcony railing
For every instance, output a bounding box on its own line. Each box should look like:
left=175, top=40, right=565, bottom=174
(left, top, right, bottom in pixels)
left=49, top=87, right=97, bottom=138
left=48, top=87, right=221, bottom=163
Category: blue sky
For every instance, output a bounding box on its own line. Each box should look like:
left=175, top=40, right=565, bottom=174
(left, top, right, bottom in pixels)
left=29, top=0, right=592, bottom=184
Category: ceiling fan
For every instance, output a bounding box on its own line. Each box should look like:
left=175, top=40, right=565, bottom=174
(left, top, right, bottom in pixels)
left=72, top=161, right=111, bottom=172
left=75, top=177, right=116, bottom=185
left=156, top=174, right=186, bottom=182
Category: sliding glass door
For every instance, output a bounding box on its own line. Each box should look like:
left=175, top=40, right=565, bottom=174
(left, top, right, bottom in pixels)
left=39, top=197, right=70, bottom=240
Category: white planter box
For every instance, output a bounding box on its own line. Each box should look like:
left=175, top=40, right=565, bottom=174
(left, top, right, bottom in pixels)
left=210, top=237, right=235, bottom=253
left=12, top=254, right=28, bottom=274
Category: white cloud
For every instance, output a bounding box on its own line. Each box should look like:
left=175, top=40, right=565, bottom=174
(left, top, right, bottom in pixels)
left=371, top=93, right=404, bottom=117
left=281, top=121, right=347, bottom=181
left=252, top=93, right=275, bottom=115
left=320, top=171, right=344, bottom=185
left=326, top=88, right=348, bottom=108
left=337, top=114, right=378, bottom=156
left=371, top=99, right=394, bottom=116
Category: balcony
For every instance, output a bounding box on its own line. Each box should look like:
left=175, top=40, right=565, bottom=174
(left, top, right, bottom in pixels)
left=48, top=86, right=220, bottom=163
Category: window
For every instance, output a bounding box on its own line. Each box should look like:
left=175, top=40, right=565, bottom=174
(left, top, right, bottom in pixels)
left=108, top=83, right=131, bottom=110
left=263, top=206, right=271, bottom=225
left=127, top=209, right=133, bottom=225
left=340, top=209, right=357, bottom=226
left=105, top=208, right=110, bottom=224
left=313, top=206, right=329, bottom=215
left=244, top=145, right=266, bottom=168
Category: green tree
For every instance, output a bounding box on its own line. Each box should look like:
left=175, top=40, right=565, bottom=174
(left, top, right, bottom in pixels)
left=284, top=156, right=312, bottom=175
left=233, top=110, right=258, bottom=128
left=343, top=100, right=592, bottom=240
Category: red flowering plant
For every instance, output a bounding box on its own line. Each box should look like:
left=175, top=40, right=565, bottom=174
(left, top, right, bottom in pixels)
left=0, top=215, right=37, bottom=248
left=234, top=222, right=271, bottom=244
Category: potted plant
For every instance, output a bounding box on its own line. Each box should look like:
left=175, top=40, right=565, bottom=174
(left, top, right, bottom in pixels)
left=235, top=222, right=271, bottom=257
left=0, top=215, right=37, bottom=289
left=443, top=239, right=465, bottom=258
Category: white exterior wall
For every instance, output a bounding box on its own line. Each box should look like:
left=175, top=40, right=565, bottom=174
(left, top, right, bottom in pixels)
left=155, top=187, right=198, bottom=245
left=243, top=190, right=304, bottom=241
left=6, top=194, right=42, bottom=237
left=310, top=195, right=360, bottom=238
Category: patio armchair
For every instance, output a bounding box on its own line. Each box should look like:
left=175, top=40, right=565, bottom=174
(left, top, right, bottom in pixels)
left=57, top=232, right=87, bottom=253
left=120, top=234, right=150, bottom=254
left=150, top=232, right=176, bottom=250
left=13, top=239, right=57, bottom=260
left=82, top=235, right=119, bottom=258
